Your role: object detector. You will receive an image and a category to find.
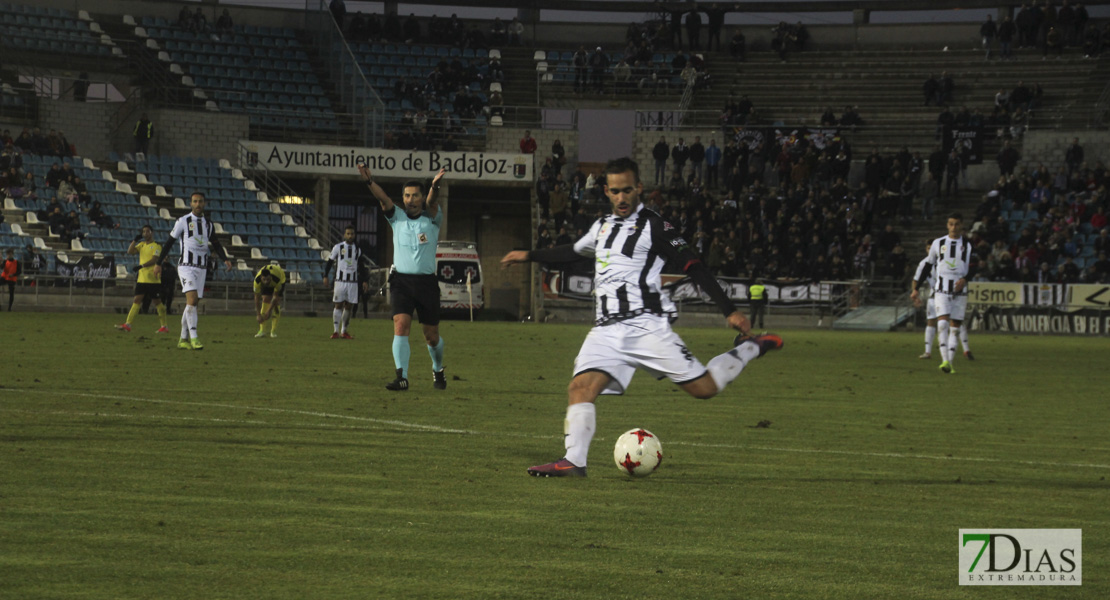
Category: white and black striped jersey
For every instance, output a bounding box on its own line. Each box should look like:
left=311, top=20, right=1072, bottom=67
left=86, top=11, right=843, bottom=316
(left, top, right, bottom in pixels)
left=328, top=241, right=362, bottom=282
left=169, top=213, right=215, bottom=268
left=913, top=256, right=935, bottom=297
left=925, top=235, right=973, bottom=295
left=573, top=203, right=697, bottom=325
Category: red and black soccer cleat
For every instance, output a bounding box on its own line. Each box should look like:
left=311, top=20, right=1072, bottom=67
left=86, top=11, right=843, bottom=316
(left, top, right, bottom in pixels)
left=527, top=458, right=587, bottom=478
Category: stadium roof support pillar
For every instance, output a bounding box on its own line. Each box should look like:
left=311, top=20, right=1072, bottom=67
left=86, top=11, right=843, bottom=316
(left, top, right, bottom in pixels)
left=853, top=8, right=870, bottom=25
left=998, top=6, right=1014, bottom=20
left=314, top=177, right=331, bottom=243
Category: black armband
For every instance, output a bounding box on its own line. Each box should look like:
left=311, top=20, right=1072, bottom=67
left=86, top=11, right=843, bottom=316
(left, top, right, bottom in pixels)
left=528, top=244, right=584, bottom=265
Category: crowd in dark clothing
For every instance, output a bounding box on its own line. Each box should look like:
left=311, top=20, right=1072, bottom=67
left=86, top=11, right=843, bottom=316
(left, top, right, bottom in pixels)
left=539, top=133, right=925, bottom=284
left=967, top=146, right=1110, bottom=284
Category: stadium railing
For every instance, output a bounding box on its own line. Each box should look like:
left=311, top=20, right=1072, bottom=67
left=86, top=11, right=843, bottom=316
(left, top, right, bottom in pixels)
left=304, top=0, right=385, bottom=147
left=10, top=271, right=387, bottom=315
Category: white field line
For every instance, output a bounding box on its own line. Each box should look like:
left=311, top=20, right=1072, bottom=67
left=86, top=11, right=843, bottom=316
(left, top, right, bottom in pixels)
left=3, top=388, right=1109, bottom=471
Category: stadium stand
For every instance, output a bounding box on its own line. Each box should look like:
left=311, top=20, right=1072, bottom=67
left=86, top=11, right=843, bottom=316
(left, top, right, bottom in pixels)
left=138, top=17, right=340, bottom=134
left=0, top=2, right=122, bottom=58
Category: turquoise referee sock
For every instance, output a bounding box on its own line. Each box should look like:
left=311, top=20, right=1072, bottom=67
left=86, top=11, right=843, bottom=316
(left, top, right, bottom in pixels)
left=428, top=337, right=444, bottom=372
left=392, top=335, right=410, bottom=378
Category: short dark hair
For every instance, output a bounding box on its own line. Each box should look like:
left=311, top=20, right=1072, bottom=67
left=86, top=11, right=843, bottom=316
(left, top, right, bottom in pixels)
left=402, top=181, right=424, bottom=193
left=141, top=224, right=153, bottom=232
left=191, top=191, right=206, bottom=201
left=948, top=212, right=962, bottom=222
left=603, top=157, right=640, bottom=183
left=344, top=225, right=355, bottom=232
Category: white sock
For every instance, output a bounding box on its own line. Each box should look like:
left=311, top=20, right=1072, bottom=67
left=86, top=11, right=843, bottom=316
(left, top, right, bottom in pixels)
left=341, top=308, right=351, bottom=333
left=184, top=304, right=198, bottom=339
left=706, top=342, right=761, bottom=391
left=959, top=324, right=970, bottom=353
left=563, top=402, right=596, bottom=467
left=333, top=308, right=342, bottom=333
left=924, top=325, right=936, bottom=355
left=180, top=311, right=188, bottom=340
left=947, top=324, right=959, bottom=360
left=937, top=320, right=950, bottom=362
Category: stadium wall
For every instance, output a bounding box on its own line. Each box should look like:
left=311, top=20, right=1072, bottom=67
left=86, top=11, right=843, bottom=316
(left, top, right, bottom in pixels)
left=37, top=98, right=115, bottom=161
left=1020, top=130, right=1110, bottom=169
left=142, top=108, right=249, bottom=163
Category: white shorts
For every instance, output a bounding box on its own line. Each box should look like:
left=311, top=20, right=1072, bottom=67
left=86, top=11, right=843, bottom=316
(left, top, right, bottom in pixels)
left=934, top=292, right=967, bottom=321
left=573, top=315, right=706, bottom=395
left=333, top=281, right=359, bottom=304
left=178, top=265, right=207, bottom=298
left=922, top=290, right=937, bottom=320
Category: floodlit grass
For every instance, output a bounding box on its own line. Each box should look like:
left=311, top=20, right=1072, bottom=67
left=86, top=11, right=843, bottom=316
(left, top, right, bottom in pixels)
left=1, top=313, right=1107, bottom=599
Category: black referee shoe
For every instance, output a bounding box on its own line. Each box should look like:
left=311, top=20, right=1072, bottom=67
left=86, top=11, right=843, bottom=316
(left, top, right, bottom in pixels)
left=433, top=369, right=447, bottom=390
left=385, top=368, right=408, bottom=391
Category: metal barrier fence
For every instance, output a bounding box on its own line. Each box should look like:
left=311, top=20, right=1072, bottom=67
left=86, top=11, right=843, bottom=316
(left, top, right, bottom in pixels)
left=7, top=270, right=388, bottom=314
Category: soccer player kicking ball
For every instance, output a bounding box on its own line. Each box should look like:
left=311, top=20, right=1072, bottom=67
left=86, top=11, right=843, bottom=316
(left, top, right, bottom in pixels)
left=117, top=225, right=169, bottom=333
left=501, top=157, right=783, bottom=477
left=153, top=192, right=232, bottom=350
left=253, top=264, right=285, bottom=338
left=912, top=213, right=974, bottom=374
left=324, top=225, right=367, bottom=340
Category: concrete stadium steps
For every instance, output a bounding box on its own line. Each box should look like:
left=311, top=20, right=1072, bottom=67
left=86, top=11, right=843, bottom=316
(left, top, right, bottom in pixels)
left=688, top=48, right=1102, bottom=153
left=833, top=304, right=914, bottom=331
left=498, top=47, right=539, bottom=111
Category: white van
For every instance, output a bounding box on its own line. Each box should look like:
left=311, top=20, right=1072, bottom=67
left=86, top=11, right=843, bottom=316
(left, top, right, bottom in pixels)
left=436, top=240, right=483, bottom=311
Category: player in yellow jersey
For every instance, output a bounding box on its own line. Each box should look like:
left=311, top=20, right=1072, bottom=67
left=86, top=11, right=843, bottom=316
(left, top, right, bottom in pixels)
left=116, top=225, right=169, bottom=333
left=253, top=263, right=286, bottom=338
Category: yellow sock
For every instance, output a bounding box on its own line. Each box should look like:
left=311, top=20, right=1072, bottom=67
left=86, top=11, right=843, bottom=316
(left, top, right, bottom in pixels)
left=156, top=304, right=167, bottom=327
left=270, top=304, right=281, bottom=333
left=260, top=302, right=271, bottom=331
left=126, top=302, right=141, bottom=325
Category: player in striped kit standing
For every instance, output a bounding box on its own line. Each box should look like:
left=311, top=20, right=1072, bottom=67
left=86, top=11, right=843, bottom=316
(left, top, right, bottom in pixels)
left=501, top=157, right=783, bottom=477
left=324, top=225, right=367, bottom=339
left=153, top=192, right=232, bottom=350
left=913, top=241, right=973, bottom=361
left=912, top=213, right=975, bottom=374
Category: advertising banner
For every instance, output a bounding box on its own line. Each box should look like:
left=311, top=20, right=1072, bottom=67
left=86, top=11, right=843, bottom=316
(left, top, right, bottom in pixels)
left=239, top=140, right=534, bottom=182
left=55, top=255, right=115, bottom=287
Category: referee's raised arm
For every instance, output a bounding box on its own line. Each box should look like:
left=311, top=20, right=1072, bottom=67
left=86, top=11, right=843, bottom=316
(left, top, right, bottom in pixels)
left=358, top=162, right=393, bottom=212
left=424, top=168, right=447, bottom=219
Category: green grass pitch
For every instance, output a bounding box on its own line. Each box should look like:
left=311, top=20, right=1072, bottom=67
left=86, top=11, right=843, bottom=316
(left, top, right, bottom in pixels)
left=1, top=313, right=1106, bottom=599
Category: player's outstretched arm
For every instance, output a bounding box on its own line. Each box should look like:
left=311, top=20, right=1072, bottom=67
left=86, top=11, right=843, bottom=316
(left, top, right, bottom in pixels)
left=502, top=245, right=583, bottom=268
left=500, top=250, right=530, bottom=268
left=127, top=233, right=141, bottom=255
left=358, top=163, right=394, bottom=212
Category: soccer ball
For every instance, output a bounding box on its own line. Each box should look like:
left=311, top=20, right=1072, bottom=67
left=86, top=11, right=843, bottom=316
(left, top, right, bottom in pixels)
left=613, top=428, right=663, bottom=477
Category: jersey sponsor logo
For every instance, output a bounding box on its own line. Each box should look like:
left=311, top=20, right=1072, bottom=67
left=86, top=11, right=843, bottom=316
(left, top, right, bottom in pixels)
left=418, top=232, right=428, bottom=244
left=596, top=251, right=612, bottom=270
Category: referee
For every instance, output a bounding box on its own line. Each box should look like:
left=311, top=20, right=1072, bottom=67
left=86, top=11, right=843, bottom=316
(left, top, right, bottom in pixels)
left=358, top=162, right=447, bottom=391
